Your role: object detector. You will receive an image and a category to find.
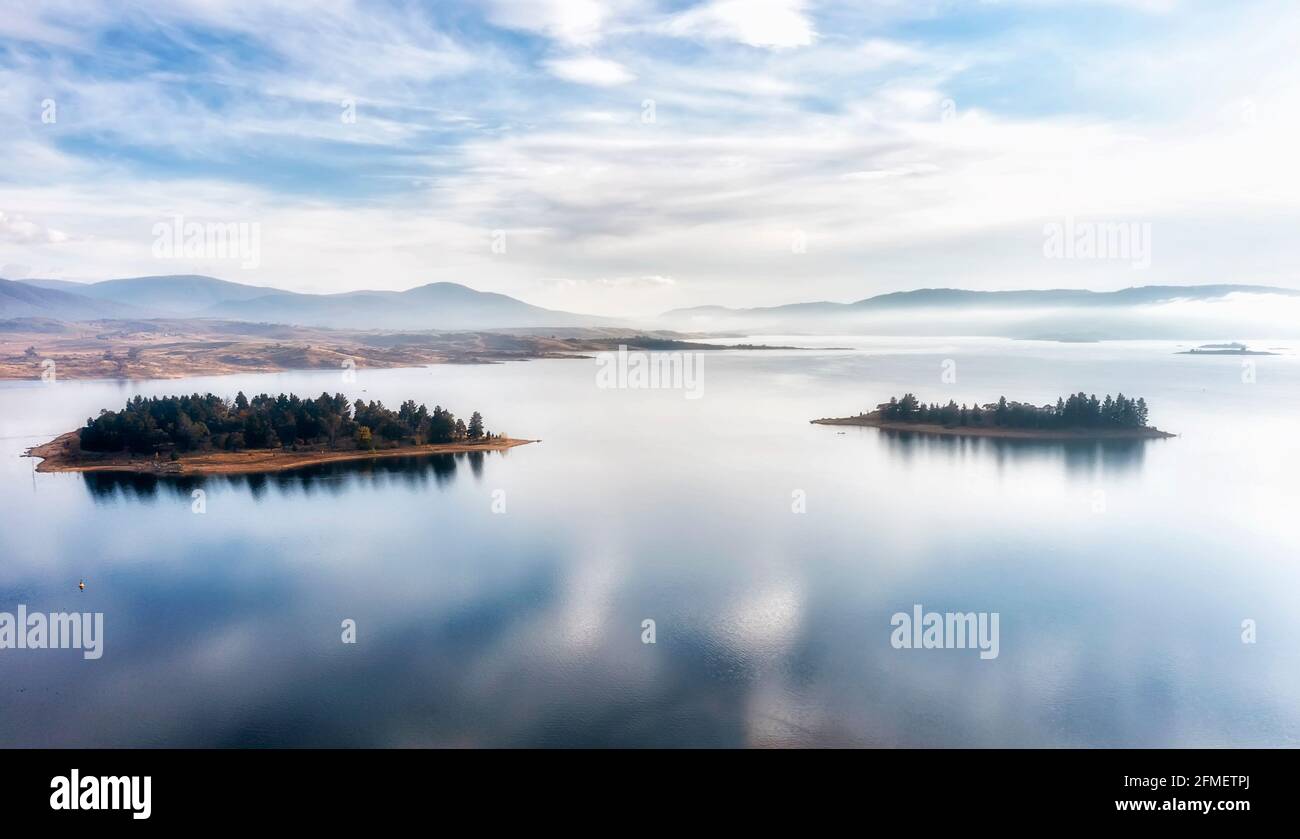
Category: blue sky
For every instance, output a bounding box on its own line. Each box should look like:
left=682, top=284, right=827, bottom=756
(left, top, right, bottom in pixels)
left=2, top=0, right=1298, bottom=315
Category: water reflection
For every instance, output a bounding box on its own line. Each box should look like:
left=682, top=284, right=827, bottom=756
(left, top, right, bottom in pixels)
left=4, top=344, right=1298, bottom=747
left=80, top=451, right=499, bottom=502
left=874, top=429, right=1157, bottom=476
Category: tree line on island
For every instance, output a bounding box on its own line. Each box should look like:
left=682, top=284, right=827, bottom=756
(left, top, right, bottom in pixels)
left=877, top=392, right=1151, bottom=429
left=78, top=392, right=495, bottom=456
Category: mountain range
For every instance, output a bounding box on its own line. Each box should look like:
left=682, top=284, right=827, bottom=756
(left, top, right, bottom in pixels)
left=658, top=284, right=1300, bottom=339
left=0, top=278, right=142, bottom=321
left=3, top=275, right=608, bottom=330
left=3, top=275, right=1299, bottom=337
left=662, top=284, right=1298, bottom=320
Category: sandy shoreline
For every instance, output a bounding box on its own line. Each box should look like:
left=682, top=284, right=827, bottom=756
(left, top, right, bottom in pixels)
left=24, top=431, right=537, bottom=475
left=811, top=413, right=1176, bottom=440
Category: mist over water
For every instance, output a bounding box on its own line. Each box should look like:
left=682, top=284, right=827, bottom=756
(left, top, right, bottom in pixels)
left=665, top=294, right=1300, bottom=341
left=2, top=338, right=1298, bottom=746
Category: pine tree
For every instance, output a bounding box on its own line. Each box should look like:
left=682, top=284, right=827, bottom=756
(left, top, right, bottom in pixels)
left=873, top=392, right=1152, bottom=432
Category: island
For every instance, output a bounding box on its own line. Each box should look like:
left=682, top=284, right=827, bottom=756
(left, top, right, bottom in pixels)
left=1177, top=342, right=1277, bottom=356
left=25, top=391, right=535, bottom=475
left=812, top=392, right=1175, bottom=439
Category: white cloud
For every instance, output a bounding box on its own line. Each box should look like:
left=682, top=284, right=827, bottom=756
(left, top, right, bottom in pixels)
left=543, top=275, right=676, bottom=290
left=485, top=0, right=614, bottom=46
left=856, top=38, right=927, bottom=68
left=664, top=0, right=816, bottom=48
left=3, top=0, right=1300, bottom=317
left=0, top=211, right=68, bottom=244
left=543, top=55, right=637, bottom=87
left=1001, top=0, right=1179, bottom=10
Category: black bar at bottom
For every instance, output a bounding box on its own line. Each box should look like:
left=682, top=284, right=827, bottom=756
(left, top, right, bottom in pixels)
left=5, top=748, right=1276, bottom=826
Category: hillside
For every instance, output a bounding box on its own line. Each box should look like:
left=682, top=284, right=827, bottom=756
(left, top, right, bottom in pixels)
left=0, top=278, right=143, bottom=320
left=11, top=275, right=607, bottom=330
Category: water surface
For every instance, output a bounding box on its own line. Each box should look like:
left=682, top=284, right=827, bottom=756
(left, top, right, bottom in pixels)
left=2, top=337, right=1297, bottom=746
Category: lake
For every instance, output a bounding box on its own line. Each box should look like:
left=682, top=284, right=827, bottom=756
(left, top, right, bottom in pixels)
left=2, top=337, right=1298, bottom=746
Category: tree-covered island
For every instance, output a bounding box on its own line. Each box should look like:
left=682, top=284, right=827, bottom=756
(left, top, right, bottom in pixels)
left=812, top=392, right=1174, bottom=439
left=27, top=392, right=533, bottom=475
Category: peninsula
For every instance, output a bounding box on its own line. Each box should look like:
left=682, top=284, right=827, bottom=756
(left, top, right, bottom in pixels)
left=0, top=316, right=801, bottom=382
left=26, top=391, right=534, bottom=475
left=812, top=392, right=1175, bottom=440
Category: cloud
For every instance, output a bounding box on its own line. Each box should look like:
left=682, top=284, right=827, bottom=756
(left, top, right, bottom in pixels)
left=543, top=275, right=676, bottom=290
left=856, top=38, right=927, bottom=68
left=543, top=55, right=637, bottom=87
left=0, top=211, right=68, bottom=244
left=663, top=0, right=816, bottom=48
left=485, top=0, right=615, bottom=46
left=1, top=0, right=1299, bottom=317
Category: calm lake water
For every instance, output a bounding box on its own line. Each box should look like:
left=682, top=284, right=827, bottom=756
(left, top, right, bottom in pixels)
left=2, top=337, right=1298, bottom=746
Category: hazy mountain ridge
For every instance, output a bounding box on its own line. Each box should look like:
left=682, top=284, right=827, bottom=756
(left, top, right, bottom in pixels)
left=9, top=276, right=1300, bottom=338
left=19, top=275, right=282, bottom=315
left=7, top=275, right=610, bottom=330
left=203, top=282, right=611, bottom=330
left=660, top=284, right=1300, bottom=339
left=0, top=278, right=145, bottom=320
left=666, top=284, right=1299, bottom=317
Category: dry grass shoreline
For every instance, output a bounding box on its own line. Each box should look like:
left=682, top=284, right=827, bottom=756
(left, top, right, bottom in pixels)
left=0, top=317, right=791, bottom=381
left=25, top=431, right=536, bottom=476
left=811, top=412, right=1176, bottom=440
left=0, top=320, right=586, bottom=381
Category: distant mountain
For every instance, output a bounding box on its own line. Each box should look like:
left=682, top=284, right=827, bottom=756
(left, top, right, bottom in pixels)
left=848, top=284, right=1297, bottom=310
left=660, top=284, right=1300, bottom=339
left=0, top=278, right=144, bottom=320
left=204, top=282, right=610, bottom=330
left=666, top=284, right=1297, bottom=319
left=16, top=275, right=1297, bottom=337
left=13, top=275, right=608, bottom=330
left=21, top=275, right=286, bottom=316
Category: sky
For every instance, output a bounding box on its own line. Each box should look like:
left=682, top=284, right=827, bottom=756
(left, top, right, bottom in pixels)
left=1, top=0, right=1298, bottom=317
